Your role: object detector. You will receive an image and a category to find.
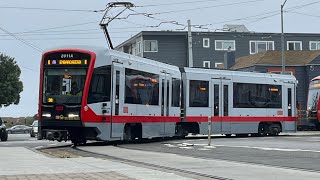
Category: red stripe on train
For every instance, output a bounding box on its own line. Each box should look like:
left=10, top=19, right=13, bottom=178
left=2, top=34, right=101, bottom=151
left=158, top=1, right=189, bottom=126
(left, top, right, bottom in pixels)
left=82, top=115, right=295, bottom=123
left=82, top=115, right=181, bottom=123
left=82, top=105, right=295, bottom=123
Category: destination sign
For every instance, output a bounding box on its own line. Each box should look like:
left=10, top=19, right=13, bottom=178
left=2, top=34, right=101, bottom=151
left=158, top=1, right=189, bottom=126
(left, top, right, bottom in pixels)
left=44, top=52, right=91, bottom=66
left=46, top=59, right=88, bottom=66
left=59, top=60, right=82, bottom=65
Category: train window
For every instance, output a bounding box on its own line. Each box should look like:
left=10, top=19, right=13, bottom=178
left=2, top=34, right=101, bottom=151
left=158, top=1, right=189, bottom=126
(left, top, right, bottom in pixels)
left=288, top=88, right=292, bottom=116
left=172, top=78, right=180, bottom=107
left=214, top=84, right=219, bottom=116
left=224, top=85, right=228, bottom=116
left=189, top=80, right=209, bottom=107
left=87, top=66, right=111, bottom=103
left=125, top=69, right=159, bottom=105
left=233, top=83, right=282, bottom=108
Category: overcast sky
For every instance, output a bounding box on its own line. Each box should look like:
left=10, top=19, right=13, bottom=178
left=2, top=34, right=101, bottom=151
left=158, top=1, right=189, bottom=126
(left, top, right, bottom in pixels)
left=0, top=0, right=319, bottom=117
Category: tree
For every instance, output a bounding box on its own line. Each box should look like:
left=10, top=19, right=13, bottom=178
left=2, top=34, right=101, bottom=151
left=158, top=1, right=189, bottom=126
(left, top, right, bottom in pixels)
left=0, top=53, right=23, bottom=108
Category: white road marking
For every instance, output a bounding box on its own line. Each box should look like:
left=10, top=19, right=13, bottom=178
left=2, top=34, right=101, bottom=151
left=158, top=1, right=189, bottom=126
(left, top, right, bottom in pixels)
left=307, top=139, right=320, bottom=142
left=198, top=148, right=211, bottom=151
left=34, top=146, right=44, bottom=149
left=163, top=144, right=177, bottom=148
left=282, top=137, right=301, bottom=139
left=214, top=144, right=320, bottom=153
left=49, top=143, right=57, bottom=146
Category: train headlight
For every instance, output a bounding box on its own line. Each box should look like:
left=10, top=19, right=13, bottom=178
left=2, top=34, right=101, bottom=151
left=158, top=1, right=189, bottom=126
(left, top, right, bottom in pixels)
left=68, top=113, right=79, bottom=118
left=42, top=112, right=51, bottom=118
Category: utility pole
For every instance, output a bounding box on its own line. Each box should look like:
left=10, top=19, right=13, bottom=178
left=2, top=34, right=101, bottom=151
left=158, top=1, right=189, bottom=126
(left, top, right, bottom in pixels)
left=281, top=0, right=288, bottom=74
left=100, top=2, right=134, bottom=49
left=188, top=20, right=193, bottom=67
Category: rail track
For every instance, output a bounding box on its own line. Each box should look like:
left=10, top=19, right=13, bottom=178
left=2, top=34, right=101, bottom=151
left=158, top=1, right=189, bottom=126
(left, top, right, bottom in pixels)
left=39, top=142, right=233, bottom=180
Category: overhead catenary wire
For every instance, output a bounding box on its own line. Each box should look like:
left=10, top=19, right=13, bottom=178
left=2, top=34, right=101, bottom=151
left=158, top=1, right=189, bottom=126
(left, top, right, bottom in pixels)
left=1, top=0, right=318, bottom=44
left=0, top=6, right=104, bottom=13
left=133, top=0, right=265, bottom=15
left=287, top=11, right=320, bottom=18
left=0, top=30, right=141, bottom=36
left=0, top=25, right=43, bottom=53
left=0, top=37, right=127, bottom=40
left=138, top=0, right=224, bottom=7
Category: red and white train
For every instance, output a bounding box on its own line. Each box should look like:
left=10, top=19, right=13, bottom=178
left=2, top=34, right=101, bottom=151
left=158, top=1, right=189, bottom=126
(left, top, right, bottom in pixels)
left=38, top=46, right=297, bottom=143
left=306, top=76, right=320, bottom=129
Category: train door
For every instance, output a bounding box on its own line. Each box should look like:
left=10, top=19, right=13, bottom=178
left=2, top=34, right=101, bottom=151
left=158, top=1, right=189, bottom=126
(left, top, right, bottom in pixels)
left=211, top=78, right=231, bottom=134
left=110, top=62, right=124, bottom=138
left=161, top=71, right=171, bottom=135
left=283, top=82, right=296, bottom=131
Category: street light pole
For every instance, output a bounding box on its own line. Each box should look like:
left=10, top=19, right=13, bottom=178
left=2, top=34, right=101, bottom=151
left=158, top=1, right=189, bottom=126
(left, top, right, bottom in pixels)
left=281, top=0, right=288, bottom=74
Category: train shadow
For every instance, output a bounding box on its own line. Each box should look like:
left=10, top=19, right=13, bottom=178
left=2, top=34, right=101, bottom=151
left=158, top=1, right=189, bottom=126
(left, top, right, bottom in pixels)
left=80, top=134, right=290, bottom=147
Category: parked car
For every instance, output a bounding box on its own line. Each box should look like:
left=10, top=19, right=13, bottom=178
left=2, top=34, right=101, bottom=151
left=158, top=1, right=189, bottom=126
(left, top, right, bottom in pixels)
left=6, top=125, right=31, bottom=134
left=30, top=120, right=38, bottom=137
left=0, top=118, right=8, bottom=141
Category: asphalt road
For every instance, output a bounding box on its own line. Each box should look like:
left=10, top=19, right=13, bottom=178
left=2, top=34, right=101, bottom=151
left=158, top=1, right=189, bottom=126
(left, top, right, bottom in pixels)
left=0, top=133, right=70, bottom=148
left=118, top=135, right=320, bottom=172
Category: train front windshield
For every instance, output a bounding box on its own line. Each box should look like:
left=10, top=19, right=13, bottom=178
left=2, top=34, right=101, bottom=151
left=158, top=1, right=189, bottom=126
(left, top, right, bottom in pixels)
left=43, top=68, right=86, bottom=104
left=307, top=81, right=320, bottom=111
left=42, top=52, right=91, bottom=105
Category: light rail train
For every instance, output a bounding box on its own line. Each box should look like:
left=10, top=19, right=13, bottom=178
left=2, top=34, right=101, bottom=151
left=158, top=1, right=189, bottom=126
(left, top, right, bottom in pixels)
left=38, top=46, right=297, bottom=143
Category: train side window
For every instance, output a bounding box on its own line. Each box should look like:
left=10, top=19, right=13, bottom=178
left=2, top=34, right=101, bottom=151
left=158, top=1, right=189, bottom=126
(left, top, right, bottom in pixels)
left=214, top=84, right=219, bottom=116
left=224, top=85, right=228, bottom=116
left=189, top=80, right=209, bottom=107
left=172, top=78, right=181, bottom=107
left=233, top=83, right=282, bottom=108
left=125, top=68, right=159, bottom=105
left=87, top=66, right=111, bottom=103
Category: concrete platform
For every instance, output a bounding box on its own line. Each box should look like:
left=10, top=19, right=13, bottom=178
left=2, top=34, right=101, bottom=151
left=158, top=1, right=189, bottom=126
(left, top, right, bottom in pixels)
left=79, top=145, right=320, bottom=180
left=0, top=147, right=193, bottom=180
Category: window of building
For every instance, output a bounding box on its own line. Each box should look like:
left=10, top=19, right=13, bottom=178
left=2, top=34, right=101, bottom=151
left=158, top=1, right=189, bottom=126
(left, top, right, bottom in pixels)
left=233, top=83, right=282, bottom=108
left=215, top=62, right=224, bottom=68
left=203, top=61, right=210, bottom=68
left=144, top=40, right=158, bottom=52
left=189, top=80, right=209, bottom=107
left=310, top=41, right=320, bottom=50
left=87, top=66, right=111, bottom=103
left=287, top=41, right=302, bottom=50
left=250, top=41, right=274, bottom=54
left=203, top=38, right=210, bottom=48
left=215, top=40, right=236, bottom=51
left=172, top=78, right=181, bottom=107
left=137, top=41, right=142, bottom=54
left=125, top=69, right=159, bottom=105
left=267, top=68, right=296, bottom=76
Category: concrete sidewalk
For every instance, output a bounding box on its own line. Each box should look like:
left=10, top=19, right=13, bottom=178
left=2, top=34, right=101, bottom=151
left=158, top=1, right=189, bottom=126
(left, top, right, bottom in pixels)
left=79, top=145, right=320, bottom=180
left=0, top=147, right=193, bottom=180
left=281, top=131, right=320, bottom=136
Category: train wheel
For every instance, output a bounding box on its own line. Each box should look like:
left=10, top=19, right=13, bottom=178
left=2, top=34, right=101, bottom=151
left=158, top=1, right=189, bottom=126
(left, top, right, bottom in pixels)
left=258, top=123, right=267, bottom=136
left=1, top=132, right=8, bottom=141
left=123, top=125, right=133, bottom=141
left=269, top=124, right=281, bottom=136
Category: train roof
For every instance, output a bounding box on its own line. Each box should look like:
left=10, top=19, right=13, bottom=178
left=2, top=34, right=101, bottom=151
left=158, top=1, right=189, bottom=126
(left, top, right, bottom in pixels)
left=43, top=46, right=180, bottom=72
left=184, top=67, right=296, bottom=81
